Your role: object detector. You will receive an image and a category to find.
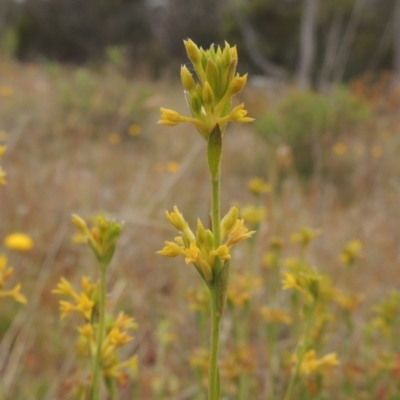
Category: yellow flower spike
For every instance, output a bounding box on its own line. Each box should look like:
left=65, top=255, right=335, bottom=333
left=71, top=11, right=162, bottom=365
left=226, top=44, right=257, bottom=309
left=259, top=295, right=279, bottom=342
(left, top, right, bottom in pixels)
left=0, top=254, right=7, bottom=272
left=225, top=219, right=255, bottom=248
left=0, top=145, right=6, bottom=157
left=157, top=241, right=185, bottom=257
left=4, top=233, right=34, bottom=252
left=160, top=39, right=252, bottom=140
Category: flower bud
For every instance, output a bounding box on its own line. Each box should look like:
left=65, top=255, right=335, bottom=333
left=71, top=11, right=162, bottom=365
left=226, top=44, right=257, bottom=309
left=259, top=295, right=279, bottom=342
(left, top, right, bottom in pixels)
left=203, top=81, right=214, bottom=105
left=181, top=65, right=195, bottom=91
left=221, top=207, right=239, bottom=238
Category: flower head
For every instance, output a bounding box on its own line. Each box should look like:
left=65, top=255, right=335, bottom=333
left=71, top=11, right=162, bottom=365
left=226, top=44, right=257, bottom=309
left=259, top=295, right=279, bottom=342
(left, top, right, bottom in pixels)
left=158, top=40, right=253, bottom=139
left=4, top=233, right=33, bottom=252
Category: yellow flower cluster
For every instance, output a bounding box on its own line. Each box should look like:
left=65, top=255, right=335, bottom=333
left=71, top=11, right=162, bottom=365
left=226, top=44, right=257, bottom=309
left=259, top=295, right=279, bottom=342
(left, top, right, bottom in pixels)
left=259, top=306, right=292, bottom=325
left=72, top=214, right=123, bottom=265
left=227, top=273, right=262, bottom=308
left=0, top=254, right=27, bottom=304
left=157, top=206, right=254, bottom=281
left=293, top=349, right=339, bottom=376
left=339, top=239, right=362, bottom=266
left=282, top=264, right=334, bottom=305
left=247, top=177, right=271, bottom=196
left=290, top=227, right=322, bottom=247
left=159, top=40, right=253, bottom=139
left=53, top=276, right=138, bottom=383
left=240, top=204, right=266, bottom=227
left=369, top=290, right=400, bottom=337
left=220, top=344, right=257, bottom=381
left=53, top=276, right=97, bottom=320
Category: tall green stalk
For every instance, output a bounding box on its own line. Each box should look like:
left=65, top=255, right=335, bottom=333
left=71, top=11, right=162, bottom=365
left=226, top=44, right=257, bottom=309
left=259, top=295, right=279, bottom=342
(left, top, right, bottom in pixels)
left=91, top=263, right=107, bottom=400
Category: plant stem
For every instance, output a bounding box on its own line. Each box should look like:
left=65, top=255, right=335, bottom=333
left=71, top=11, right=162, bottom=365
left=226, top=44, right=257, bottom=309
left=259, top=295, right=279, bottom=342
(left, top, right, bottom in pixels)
left=211, top=171, right=221, bottom=246
left=91, top=263, right=107, bottom=400
left=209, top=287, right=222, bottom=400
left=209, top=147, right=222, bottom=400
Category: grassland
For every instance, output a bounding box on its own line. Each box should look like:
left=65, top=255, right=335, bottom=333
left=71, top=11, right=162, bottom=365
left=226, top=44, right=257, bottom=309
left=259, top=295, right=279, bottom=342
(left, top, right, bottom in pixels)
left=1, top=57, right=400, bottom=399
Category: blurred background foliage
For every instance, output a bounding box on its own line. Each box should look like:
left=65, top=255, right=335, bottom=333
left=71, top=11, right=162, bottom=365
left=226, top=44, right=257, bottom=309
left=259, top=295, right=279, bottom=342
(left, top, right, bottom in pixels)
left=0, top=0, right=399, bottom=85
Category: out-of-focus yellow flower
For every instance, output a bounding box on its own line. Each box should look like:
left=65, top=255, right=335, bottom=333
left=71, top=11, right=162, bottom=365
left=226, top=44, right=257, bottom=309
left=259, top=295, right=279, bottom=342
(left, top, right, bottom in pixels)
left=128, top=124, right=141, bottom=136
left=0, top=146, right=6, bottom=157
left=260, top=306, right=292, bottom=325
left=332, top=142, right=348, bottom=155
left=248, top=177, right=271, bottom=195
left=158, top=40, right=253, bottom=140
left=294, top=350, right=339, bottom=376
left=290, top=227, right=321, bottom=247
left=0, top=85, right=14, bottom=97
left=334, top=290, right=364, bottom=312
left=371, top=145, right=383, bottom=158
left=187, top=286, right=210, bottom=313
left=4, top=233, right=34, bottom=252
left=227, top=273, right=262, bottom=308
left=0, top=167, right=5, bottom=185
left=107, top=132, right=121, bottom=144
left=0, top=256, right=27, bottom=304
left=166, top=161, right=180, bottom=173
left=240, top=204, right=266, bottom=227
left=339, top=240, right=362, bottom=266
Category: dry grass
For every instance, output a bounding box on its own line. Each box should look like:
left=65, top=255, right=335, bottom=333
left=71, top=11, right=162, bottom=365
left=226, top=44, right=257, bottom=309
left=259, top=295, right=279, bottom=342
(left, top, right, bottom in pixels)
left=1, top=58, right=400, bottom=399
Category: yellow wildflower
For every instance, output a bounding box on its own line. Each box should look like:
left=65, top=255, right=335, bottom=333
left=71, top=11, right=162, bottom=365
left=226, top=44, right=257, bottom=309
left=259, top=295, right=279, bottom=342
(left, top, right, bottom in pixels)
left=339, top=240, right=362, bottom=266
left=248, top=177, right=271, bottom=195
left=332, top=142, right=348, bottom=155
left=260, top=307, right=292, bottom=325
left=371, top=145, right=383, bottom=158
left=107, top=132, right=121, bottom=144
left=128, top=124, right=141, bottom=136
left=158, top=40, right=253, bottom=140
left=290, top=227, right=321, bottom=247
left=296, top=350, right=339, bottom=376
left=0, top=85, right=14, bottom=97
left=4, top=233, right=34, bottom=251
left=240, top=204, right=266, bottom=226
left=166, top=161, right=180, bottom=173
left=225, top=219, right=255, bottom=247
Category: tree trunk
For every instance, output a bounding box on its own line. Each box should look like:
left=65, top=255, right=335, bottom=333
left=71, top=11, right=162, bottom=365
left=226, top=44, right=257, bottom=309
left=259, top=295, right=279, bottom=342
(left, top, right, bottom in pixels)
left=297, top=0, right=318, bottom=90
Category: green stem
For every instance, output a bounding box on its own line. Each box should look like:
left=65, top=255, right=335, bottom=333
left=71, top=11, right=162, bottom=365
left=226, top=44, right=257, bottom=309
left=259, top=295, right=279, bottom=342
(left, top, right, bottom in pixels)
left=209, top=287, right=222, bottom=400
left=91, top=263, right=107, bottom=400
left=211, top=171, right=221, bottom=246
